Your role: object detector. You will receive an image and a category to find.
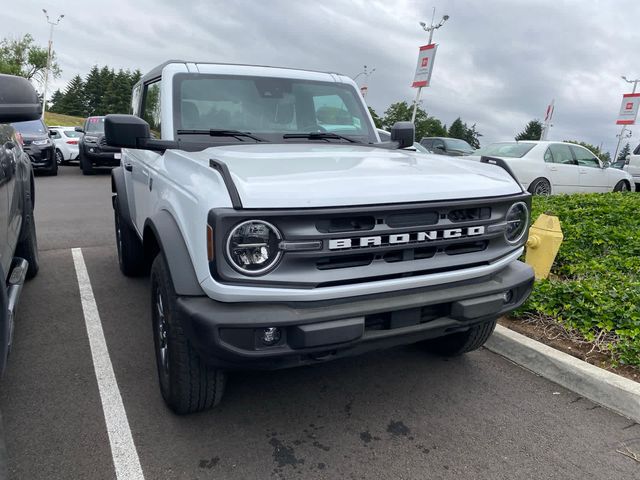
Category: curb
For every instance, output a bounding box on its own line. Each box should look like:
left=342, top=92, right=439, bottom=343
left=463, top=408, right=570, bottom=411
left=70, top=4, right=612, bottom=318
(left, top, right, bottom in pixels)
left=485, top=325, right=640, bottom=423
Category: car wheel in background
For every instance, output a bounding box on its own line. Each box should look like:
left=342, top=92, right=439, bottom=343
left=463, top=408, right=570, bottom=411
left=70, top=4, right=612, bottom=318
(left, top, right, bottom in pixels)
left=613, top=180, right=629, bottom=192
left=528, top=178, right=551, bottom=196
left=80, top=155, right=94, bottom=175
left=150, top=253, right=226, bottom=414
left=55, top=149, right=65, bottom=166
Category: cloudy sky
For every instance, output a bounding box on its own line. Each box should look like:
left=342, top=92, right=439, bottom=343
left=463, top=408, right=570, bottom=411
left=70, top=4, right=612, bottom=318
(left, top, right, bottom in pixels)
left=4, top=0, right=640, bottom=154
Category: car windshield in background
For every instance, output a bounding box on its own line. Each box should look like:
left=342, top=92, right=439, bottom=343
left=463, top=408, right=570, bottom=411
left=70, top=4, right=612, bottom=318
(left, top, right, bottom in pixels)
left=444, top=138, right=474, bottom=153
left=85, top=117, right=105, bottom=134
left=475, top=142, right=536, bottom=158
left=11, top=119, right=46, bottom=135
left=174, top=75, right=375, bottom=143
left=64, top=130, right=82, bottom=138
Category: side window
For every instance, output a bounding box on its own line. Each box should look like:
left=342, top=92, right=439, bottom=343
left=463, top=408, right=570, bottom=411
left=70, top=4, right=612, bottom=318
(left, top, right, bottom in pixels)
left=571, top=146, right=600, bottom=168
left=50, top=130, right=61, bottom=139
left=544, top=148, right=554, bottom=163
left=422, top=139, right=433, bottom=149
left=548, top=144, right=575, bottom=165
left=433, top=139, right=445, bottom=151
left=142, top=80, right=162, bottom=137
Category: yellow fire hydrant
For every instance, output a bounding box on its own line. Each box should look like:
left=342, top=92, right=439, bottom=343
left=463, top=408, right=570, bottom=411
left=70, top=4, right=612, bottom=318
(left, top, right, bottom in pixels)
left=525, top=214, right=563, bottom=280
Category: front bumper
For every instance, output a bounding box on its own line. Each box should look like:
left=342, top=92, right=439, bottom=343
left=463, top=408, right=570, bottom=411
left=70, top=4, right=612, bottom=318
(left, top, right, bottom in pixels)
left=82, top=144, right=120, bottom=166
left=24, top=145, right=55, bottom=170
left=178, top=260, right=534, bottom=369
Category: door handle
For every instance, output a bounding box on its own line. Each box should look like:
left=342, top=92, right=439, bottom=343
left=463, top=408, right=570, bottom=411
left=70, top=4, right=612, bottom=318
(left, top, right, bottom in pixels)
left=548, top=166, right=558, bottom=171
left=124, top=163, right=133, bottom=172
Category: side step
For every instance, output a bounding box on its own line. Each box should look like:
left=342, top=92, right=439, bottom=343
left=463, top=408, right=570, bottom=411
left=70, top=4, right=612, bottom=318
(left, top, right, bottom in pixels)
left=6, top=258, right=29, bottom=351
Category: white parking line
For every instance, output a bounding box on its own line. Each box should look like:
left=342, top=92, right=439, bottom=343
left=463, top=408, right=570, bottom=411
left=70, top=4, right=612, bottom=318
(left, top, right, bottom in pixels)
left=71, top=248, right=145, bottom=480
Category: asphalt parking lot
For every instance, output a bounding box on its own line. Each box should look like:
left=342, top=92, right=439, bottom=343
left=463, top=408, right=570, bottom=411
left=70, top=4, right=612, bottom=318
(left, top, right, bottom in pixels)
left=0, top=166, right=638, bottom=480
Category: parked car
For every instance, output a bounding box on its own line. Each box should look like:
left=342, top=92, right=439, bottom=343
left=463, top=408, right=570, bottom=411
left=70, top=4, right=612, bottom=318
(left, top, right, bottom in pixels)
left=11, top=118, right=57, bottom=176
left=49, top=126, right=82, bottom=165
left=0, top=74, right=41, bottom=375
left=76, top=116, right=121, bottom=175
left=106, top=61, right=534, bottom=414
left=469, top=141, right=635, bottom=195
left=622, top=144, right=640, bottom=191
left=420, top=137, right=475, bottom=156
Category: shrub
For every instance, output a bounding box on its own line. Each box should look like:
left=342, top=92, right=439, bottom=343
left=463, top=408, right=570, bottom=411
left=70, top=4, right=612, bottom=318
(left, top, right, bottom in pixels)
left=513, top=193, right=640, bottom=367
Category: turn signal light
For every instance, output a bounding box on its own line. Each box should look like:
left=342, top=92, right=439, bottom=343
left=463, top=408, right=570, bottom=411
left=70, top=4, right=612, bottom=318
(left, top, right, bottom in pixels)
left=207, top=226, right=215, bottom=261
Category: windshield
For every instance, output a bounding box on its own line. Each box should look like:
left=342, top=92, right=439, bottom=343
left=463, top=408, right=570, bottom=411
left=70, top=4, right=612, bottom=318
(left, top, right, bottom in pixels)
left=475, top=142, right=536, bottom=158
left=63, top=130, right=82, bottom=138
left=85, top=117, right=105, bottom=134
left=444, top=138, right=474, bottom=153
left=12, top=119, right=47, bottom=135
left=174, top=74, right=376, bottom=143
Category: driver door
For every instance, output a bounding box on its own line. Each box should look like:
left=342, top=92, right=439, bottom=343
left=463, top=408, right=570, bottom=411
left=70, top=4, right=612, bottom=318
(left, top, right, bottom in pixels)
left=571, top=145, right=608, bottom=192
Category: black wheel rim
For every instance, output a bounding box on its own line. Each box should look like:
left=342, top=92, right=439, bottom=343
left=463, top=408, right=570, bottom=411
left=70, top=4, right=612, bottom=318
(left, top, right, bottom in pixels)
left=534, top=181, right=550, bottom=195
left=155, top=286, right=170, bottom=377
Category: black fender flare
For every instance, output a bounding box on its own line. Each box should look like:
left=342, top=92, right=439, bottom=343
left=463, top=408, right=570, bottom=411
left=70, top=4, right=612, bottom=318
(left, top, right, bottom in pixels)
left=111, top=166, right=134, bottom=229
left=144, top=211, right=204, bottom=296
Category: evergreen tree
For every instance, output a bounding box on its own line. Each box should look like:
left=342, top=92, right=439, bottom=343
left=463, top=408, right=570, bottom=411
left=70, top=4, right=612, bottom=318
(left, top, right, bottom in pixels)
left=618, top=143, right=631, bottom=162
left=48, top=89, right=63, bottom=113
left=448, top=117, right=467, bottom=140
left=464, top=123, right=482, bottom=149
left=515, top=120, right=543, bottom=141
left=56, top=75, right=85, bottom=116
left=83, top=65, right=103, bottom=115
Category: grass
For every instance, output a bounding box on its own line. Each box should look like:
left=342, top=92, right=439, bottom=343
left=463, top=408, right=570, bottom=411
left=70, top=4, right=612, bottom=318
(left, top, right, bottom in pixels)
left=44, top=112, right=85, bottom=127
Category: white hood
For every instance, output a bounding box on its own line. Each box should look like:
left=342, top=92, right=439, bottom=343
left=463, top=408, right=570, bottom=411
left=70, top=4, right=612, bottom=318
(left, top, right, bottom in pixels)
left=186, top=144, right=522, bottom=208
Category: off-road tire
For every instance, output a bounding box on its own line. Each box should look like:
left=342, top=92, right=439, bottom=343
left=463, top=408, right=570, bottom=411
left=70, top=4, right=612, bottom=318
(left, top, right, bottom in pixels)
left=422, top=318, right=497, bottom=356
left=15, top=184, right=39, bottom=280
left=613, top=180, right=630, bottom=192
left=150, top=254, right=226, bottom=414
left=528, top=178, right=551, bottom=196
left=80, top=154, right=94, bottom=175
left=114, top=201, right=146, bottom=276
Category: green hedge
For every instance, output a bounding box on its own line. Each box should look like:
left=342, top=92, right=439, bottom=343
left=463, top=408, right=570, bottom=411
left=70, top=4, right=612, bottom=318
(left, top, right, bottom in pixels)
left=513, top=193, right=640, bottom=367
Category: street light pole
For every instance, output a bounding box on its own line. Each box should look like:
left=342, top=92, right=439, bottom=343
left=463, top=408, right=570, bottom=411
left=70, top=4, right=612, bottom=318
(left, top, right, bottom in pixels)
left=411, top=8, right=449, bottom=123
left=353, top=65, right=376, bottom=99
left=613, top=75, right=640, bottom=162
left=41, top=9, right=64, bottom=119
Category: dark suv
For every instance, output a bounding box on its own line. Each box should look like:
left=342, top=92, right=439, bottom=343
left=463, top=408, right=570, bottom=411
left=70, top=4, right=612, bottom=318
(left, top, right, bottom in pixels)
left=77, top=116, right=121, bottom=175
left=11, top=119, right=57, bottom=176
left=420, top=137, right=475, bottom=156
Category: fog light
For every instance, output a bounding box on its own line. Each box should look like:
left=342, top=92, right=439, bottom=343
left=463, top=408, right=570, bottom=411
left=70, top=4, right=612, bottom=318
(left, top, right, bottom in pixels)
left=89, top=148, right=95, bottom=153
left=503, top=290, right=514, bottom=304
left=260, top=327, right=281, bottom=346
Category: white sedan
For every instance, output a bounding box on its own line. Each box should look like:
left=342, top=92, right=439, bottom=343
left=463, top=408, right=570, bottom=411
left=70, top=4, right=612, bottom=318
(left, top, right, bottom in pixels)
left=49, top=126, right=82, bottom=165
left=470, top=141, right=635, bottom=194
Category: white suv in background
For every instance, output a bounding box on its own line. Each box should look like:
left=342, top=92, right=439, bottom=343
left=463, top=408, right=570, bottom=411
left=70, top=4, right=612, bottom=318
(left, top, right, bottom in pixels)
left=623, top=144, right=640, bottom=191
left=49, top=126, right=82, bottom=165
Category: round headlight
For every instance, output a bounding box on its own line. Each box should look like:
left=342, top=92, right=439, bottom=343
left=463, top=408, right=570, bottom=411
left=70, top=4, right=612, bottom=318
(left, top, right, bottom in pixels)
left=504, top=202, right=529, bottom=244
left=226, top=220, right=282, bottom=275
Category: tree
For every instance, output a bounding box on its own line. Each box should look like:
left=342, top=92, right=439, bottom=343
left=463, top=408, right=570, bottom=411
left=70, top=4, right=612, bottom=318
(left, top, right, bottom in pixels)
left=368, top=106, right=382, bottom=128
left=464, top=123, right=482, bottom=149
left=56, top=75, right=85, bottom=116
left=381, top=101, right=446, bottom=141
left=515, top=120, right=542, bottom=141
left=0, top=34, right=60, bottom=85
left=448, top=117, right=466, bottom=140
left=564, top=140, right=609, bottom=163
left=83, top=65, right=103, bottom=115
left=48, top=89, right=63, bottom=113
left=618, top=143, right=631, bottom=162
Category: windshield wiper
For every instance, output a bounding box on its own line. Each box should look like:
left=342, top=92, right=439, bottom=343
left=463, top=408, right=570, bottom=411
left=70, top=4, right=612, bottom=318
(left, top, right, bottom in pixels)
left=282, top=132, right=360, bottom=143
left=176, top=129, right=267, bottom=142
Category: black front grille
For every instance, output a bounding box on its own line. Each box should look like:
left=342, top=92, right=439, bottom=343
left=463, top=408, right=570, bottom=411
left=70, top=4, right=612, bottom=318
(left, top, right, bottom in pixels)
left=210, top=193, right=530, bottom=288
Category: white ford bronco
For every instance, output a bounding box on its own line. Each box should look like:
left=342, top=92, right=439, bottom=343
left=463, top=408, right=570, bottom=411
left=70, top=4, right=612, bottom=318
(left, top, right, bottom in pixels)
left=106, top=61, right=535, bottom=414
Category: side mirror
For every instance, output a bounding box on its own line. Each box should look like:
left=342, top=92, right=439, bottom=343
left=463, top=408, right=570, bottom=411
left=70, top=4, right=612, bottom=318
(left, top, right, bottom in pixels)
left=0, top=74, right=42, bottom=122
left=390, top=121, right=414, bottom=149
left=74, top=126, right=84, bottom=133
left=601, top=161, right=610, bottom=169
left=105, top=114, right=175, bottom=151
left=435, top=145, right=445, bottom=151
left=49, top=130, right=55, bottom=136
left=626, top=154, right=631, bottom=164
